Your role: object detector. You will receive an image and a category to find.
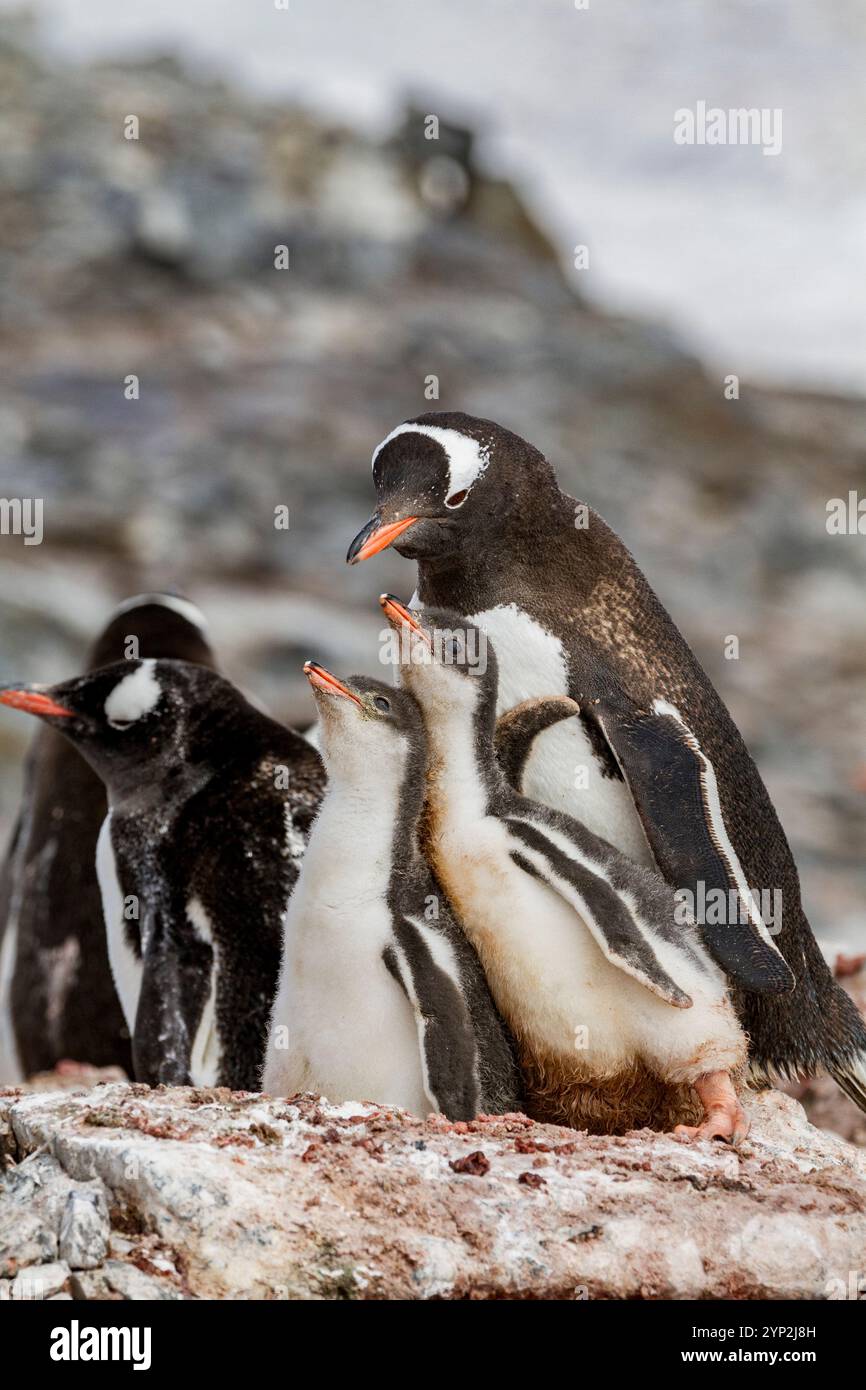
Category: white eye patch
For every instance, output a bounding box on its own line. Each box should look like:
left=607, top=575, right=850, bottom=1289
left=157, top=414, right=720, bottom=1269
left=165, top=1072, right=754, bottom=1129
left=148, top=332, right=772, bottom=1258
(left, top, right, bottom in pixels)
left=372, top=423, right=491, bottom=502
left=104, top=659, right=161, bottom=728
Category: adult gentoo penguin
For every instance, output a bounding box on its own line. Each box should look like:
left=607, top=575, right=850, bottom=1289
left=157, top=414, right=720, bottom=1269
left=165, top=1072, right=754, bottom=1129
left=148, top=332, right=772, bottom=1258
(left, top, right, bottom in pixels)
left=0, top=593, right=215, bottom=1083
left=0, top=658, right=324, bottom=1089
left=381, top=597, right=749, bottom=1139
left=349, top=413, right=866, bottom=1112
left=262, top=663, right=521, bottom=1119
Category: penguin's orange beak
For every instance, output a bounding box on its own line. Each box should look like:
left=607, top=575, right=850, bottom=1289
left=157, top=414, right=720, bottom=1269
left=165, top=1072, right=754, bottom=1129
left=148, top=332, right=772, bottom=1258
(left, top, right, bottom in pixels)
left=0, top=688, right=74, bottom=718
left=379, top=594, right=432, bottom=645
left=303, top=662, right=364, bottom=707
left=347, top=514, right=418, bottom=565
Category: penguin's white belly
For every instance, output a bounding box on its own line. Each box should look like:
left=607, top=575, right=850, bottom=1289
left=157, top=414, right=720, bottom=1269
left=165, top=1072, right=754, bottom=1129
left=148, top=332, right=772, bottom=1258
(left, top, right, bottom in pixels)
left=469, top=603, right=654, bottom=867
left=96, top=814, right=142, bottom=1035
left=264, top=887, right=429, bottom=1114
left=434, top=817, right=742, bottom=1084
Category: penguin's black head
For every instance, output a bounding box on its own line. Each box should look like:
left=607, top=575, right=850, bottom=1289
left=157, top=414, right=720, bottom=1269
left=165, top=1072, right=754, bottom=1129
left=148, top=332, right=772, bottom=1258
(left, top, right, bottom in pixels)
left=89, top=592, right=215, bottom=670
left=0, top=659, right=242, bottom=803
left=347, top=411, right=555, bottom=567
left=378, top=595, right=499, bottom=735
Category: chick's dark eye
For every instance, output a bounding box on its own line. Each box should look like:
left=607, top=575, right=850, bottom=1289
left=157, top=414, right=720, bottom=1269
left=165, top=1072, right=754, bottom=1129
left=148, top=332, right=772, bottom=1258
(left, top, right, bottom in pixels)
left=445, top=489, right=468, bottom=509
left=373, top=696, right=391, bottom=713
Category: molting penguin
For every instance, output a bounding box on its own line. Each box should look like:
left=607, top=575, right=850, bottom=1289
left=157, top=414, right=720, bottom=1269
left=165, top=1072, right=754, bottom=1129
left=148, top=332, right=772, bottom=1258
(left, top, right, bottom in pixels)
left=0, top=593, right=215, bottom=1083
left=262, top=664, right=521, bottom=1120
left=382, top=597, right=748, bottom=1139
left=0, top=658, right=324, bottom=1089
left=349, top=413, right=866, bottom=1114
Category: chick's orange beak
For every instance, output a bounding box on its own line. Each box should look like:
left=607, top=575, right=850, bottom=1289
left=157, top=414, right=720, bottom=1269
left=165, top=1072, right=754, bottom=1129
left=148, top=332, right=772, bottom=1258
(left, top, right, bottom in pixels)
left=303, top=662, right=363, bottom=707
left=0, top=688, right=73, bottom=718
left=378, top=594, right=431, bottom=644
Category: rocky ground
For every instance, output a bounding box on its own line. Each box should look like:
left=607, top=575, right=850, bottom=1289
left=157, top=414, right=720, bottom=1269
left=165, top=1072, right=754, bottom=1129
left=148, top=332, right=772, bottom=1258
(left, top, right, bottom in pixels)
left=3, top=964, right=865, bottom=1301
left=2, top=1081, right=864, bottom=1301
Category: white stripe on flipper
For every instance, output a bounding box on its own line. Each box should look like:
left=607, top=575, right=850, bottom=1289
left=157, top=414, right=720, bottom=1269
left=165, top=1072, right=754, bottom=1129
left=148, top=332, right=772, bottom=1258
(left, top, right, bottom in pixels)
left=111, top=593, right=209, bottom=633
left=372, top=424, right=491, bottom=498
left=508, top=834, right=691, bottom=1007
left=407, top=915, right=481, bottom=1100
left=651, top=698, right=783, bottom=957
left=507, top=808, right=710, bottom=970
left=407, top=915, right=462, bottom=989
left=96, top=813, right=141, bottom=1031
left=186, top=896, right=220, bottom=1086
left=391, top=938, right=439, bottom=1114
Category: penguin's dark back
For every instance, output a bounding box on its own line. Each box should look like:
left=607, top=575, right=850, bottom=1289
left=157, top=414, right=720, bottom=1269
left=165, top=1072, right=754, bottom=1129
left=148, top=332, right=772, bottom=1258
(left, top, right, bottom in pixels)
left=166, top=726, right=325, bottom=1088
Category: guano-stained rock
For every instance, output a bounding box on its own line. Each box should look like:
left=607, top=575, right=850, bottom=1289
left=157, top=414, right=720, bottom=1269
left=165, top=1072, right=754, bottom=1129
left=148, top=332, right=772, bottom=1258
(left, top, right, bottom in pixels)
left=1, top=1082, right=864, bottom=1300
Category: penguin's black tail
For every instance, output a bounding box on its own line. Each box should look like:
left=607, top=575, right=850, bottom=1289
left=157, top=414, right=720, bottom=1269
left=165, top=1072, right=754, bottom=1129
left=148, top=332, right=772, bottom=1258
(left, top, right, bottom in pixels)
left=823, top=965, right=866, bottom=1115
left=830, top=1053, right=866, bottom=1115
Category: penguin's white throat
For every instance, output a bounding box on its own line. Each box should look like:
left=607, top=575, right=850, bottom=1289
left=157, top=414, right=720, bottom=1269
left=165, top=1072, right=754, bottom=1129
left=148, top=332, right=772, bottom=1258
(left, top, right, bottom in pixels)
left=321, top=717, right=418, bottom=822
left=407, top=669, right=490, bottom=814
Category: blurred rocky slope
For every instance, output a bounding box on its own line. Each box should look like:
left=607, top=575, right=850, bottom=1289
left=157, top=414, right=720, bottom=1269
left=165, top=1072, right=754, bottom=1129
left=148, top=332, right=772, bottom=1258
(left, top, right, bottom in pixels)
left=0, top=12, right=864, bottom=940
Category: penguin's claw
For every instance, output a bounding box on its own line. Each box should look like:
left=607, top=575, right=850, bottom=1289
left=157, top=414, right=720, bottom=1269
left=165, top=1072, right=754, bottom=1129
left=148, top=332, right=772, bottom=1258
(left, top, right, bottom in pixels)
left=673, top=1071, right=749, bottom=1146
left=673, top=1108, right=749, bottom=1146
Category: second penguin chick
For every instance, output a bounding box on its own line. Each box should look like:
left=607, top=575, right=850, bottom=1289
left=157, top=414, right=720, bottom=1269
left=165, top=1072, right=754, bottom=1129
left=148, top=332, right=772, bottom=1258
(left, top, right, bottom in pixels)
left=382, top=596, right=749, bottom=1142
left=262, top=666, right=521, bottom=1120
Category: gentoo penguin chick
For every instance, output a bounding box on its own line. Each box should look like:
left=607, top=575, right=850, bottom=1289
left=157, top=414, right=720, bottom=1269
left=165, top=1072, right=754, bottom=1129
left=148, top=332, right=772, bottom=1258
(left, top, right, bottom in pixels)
left=0, top=659, right=324, bottom=1089
left=0, top=593, right=215, bottom=1083
left=262, top=664, right=521, bottom=1120
left=350, top=413, right=866, bottom=1115
left=381, top=597, right=748, bottom=1140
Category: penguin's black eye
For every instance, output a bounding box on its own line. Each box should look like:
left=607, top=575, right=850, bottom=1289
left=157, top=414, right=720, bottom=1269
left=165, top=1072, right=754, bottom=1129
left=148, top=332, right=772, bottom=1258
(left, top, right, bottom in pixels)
left=445, top=489, right=468, bottom=509
left=373, top=696, right=391, bottom=713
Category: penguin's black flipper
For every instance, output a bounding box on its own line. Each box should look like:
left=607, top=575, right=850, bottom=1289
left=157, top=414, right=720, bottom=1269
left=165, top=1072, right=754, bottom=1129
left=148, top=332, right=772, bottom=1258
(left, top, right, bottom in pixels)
left=494, top=696, right=580, bottom=791
left=384, top=919, right=481, bottom=1121
left=503, top=817, right=694, bottom=1008
left=131, top=902, right=213, bottom=1088
left=588, top=700, right=795, bottom=996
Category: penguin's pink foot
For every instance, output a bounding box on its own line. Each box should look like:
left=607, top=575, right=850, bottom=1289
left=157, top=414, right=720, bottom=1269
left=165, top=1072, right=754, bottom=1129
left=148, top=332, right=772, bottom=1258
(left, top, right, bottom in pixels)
left=674, top=1070, right=749, bottom=1145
